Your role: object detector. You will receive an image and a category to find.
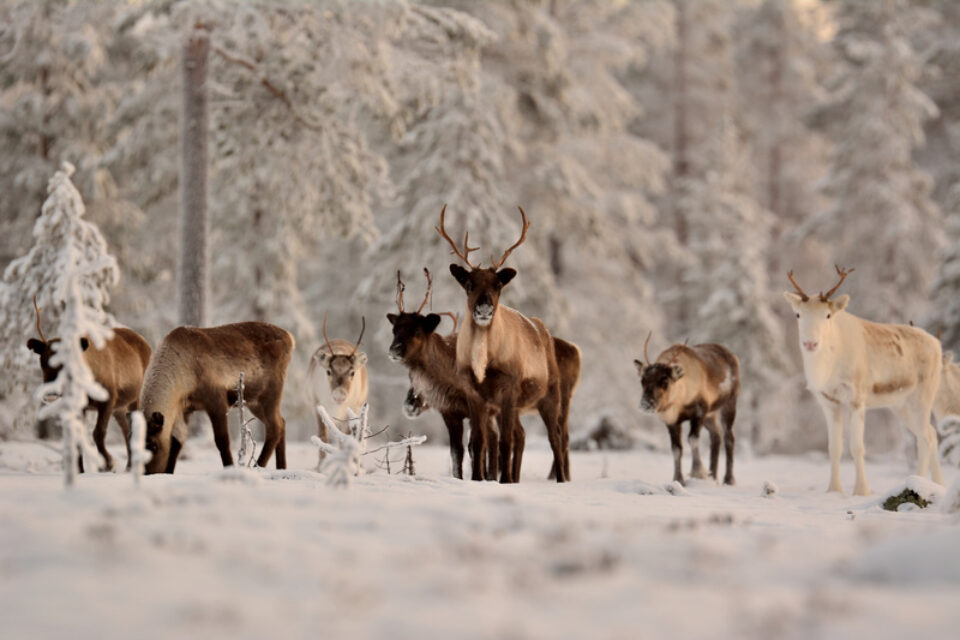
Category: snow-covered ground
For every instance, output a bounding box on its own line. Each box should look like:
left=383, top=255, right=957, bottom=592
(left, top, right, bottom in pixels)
left=1, top=437, right=958, bottom=640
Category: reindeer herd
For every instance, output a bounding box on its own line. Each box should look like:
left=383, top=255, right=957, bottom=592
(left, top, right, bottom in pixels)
left=24, top=208, right=954, bottom=496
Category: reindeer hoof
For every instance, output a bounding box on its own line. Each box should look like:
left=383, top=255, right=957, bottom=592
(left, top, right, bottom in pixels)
left=723, top=475, right=735, bottom=486
left=691, top=467, right=708, bottom=480
left=853, top=484, right=871, bottom=497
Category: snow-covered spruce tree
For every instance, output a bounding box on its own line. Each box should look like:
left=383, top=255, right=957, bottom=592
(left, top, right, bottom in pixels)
left=803, top=0, right=943, bottom=322
left=927, top=183, right=960, bottom=352
left=0, top=0, right=113, bottom=271
left=1, top=163, right=118, bottom=484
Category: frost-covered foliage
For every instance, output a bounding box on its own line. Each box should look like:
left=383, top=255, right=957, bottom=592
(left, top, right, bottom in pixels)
left=938, top=415, right=960, bottom=468
left=803, top=0, right=943, bottom=322
left=10, top=164, right=118, bottom=485
left=927, top=185, right=960, bottom=352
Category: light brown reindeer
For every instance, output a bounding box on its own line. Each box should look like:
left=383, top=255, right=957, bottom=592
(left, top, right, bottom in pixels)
left=142, top=322, right=294, bottom=474
left=784, top=266, right=943, bottom=495
left=437, top=205, right=573, bottom=483
left=307, top=314, right=368, bottom=468
left=27, top=297, right=152, bottom=472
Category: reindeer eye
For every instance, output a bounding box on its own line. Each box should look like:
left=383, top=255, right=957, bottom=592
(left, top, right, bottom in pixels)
left=826, top=313, right=831, bottom=319
left=326, top=369, right=332, bottom=376
left=796, top=313, right=799, bottom=318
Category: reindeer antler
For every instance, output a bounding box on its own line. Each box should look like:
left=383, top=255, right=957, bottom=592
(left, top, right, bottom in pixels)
left=32, top=296, right=47, bottom=343
left=439, top=311, right=459, bottom=334
left=350, top=316, right=366, bottom=357
left=643, top=331, right=652, bottom=366
left=321, top=312, right=335, bottom=356
left=435, top=204, right=478, bottom=268
left=417, top=268, right=433, bottom=314
left=819, top=264, right=854, bottom=301
left=396, top=270, right=406, bottom=312
left=787, top=271, right=810, bottom=302
left=491, top=206, right=531, bottom=269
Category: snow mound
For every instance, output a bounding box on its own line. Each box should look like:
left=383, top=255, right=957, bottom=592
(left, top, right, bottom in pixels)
left=873, top=475, right=946, bottom=511
left=214, top=467, right=263, bottom=485
left=941, top=475, right=960, bottom=515
left=761, top=480, right=778, bottom=498
left=613, top=480, right=670, bottom=496
left=665, top=481, right=690, bottom=497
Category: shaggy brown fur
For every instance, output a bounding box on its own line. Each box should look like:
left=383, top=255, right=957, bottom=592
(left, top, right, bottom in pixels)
left=141, top=322, right=294, bottom=474
left=635, top=343, right=740, bottom=486
left=28, top=327, right=152, bottom=472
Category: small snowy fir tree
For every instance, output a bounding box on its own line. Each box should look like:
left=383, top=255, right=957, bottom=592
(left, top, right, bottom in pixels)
left=2, top=163, right=119, bottom=486
left=926, top=184, right=960, bottom=352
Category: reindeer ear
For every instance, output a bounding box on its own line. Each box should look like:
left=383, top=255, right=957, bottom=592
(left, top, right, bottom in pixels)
left=315, top=351, right=331, bottom=367
left=783, top=292, right=803, bottom=310
left=79, top=337, right=90, bottom=351
left=633, top=359, right=645, bottom=375
left=829, top=294, right=849, bottom=313
left=449, top=264, right=470, bottom=288
left=670, top=364, right=684, bottom=381
left=422, top=314, right=441, bottom=334
left=26, top=339, right=45, bottom=355
left=354, top=352, right=368, bottom=367
left=386, top=313, right=398, bottom=326
left=497, top=268, right=517, bottom=287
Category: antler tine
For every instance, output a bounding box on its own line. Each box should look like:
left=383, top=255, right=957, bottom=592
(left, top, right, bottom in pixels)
left=321, top=312, right=334, bottom=356
left=938, top=327, right=944, bottom=341
left=820, top=264, right=855, bottom=301
left=643, top=330, right=652, bottom=366
left=417, top=267, right=433, bottom=314
left=350, top=316, right=366, bottom=357
left=435, top=204, right=477, bottom=269
left=439, top=311, right=459, bottom=334
left=491, top=206, right=531, bottom=269
left=396, top=270, right=406, bottom=313
left=787, top=270, right=810, bottom=302
left=32, top=295, right=47, bottom=343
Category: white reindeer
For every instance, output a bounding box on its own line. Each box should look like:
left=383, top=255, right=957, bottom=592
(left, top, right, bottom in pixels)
left=307, top=314, right=368, bottom=469
left=784, top=266, right=943, bottom=496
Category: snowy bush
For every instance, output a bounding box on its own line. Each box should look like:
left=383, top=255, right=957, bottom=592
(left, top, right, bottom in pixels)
left=937, top=415, right=960, bottom=467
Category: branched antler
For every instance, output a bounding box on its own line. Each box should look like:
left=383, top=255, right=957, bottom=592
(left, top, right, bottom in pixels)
left=787, top=271, right=810, bottom=302
left=819, top=265, right=854, bottom=301
left=439, top=312, right=459, bottom=334
left=396, top=271, right=406, bottom=312
left=322, top=312, right=334, bottom=356
left=350, top=317, right=366, bottom=357
left=32, top=296, right=47, bottom=343
left=435, top=205, right=478, bottom=268
left=417, top=268, right=433, bottom=314
left=491, top=206, right=530, bottom=269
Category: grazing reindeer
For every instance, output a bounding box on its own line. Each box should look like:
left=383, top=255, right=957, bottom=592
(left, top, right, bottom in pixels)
left=784, top=266, right=943, bottom=495
left=389, top=270, right=581, bottom=480
left=307, top=314, right=368, bottom=468
left=141, top=322, right=294, bottom=474
left=27, top=297, right=151, bottom=472
left=634, top=333, right=740, bottom=486
left=388, top=269, right=499, bottom=479
left=437, top=205, right=571, bottom=483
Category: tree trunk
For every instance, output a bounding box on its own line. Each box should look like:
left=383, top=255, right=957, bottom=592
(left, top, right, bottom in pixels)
left=178, top=24, right=210, bottom=328
left=673, top=0, right=690, bottom=325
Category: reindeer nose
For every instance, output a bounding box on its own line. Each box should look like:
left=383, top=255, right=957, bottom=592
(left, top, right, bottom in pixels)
left=803, top=340, right=819, bottom=352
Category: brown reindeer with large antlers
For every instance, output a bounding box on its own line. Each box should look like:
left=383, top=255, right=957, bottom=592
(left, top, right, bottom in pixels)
left=307, top=313, right=368, bottom=468
left=27, top=297, right=152, bottom=472
left=784, top=266, right=943, bottom=495
left=437, top=205, right=575, bottom=482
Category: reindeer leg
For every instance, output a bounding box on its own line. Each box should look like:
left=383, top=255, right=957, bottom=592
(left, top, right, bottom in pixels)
left=92, top=401, right=116, bottom=472
left=251, top=399, right=285, bottom=469
left=705, top=414, right=721, bottom=480
left=817, top=398, right=844, bottom=493
left=442, top=411, right=466, bottom=480
left=537, top=386, right=566, bottom=483
left=498, top=392, right=519, bottom=484
left=512, top=416, right=525, bottom=482
left=667, top=421, right=684, bottom=485
left=113, top=409, right=133, bottom=471
left=849, top=403, right=870, bottom=496
left=206, top=404, right=234, bottom=468
left=688, top=411, right=707, bottom=480
left=721, top=402, right=737, bottom=486
left=315, top=410, right=328, bottom=471
left=468, top=410, right=486, bottom=482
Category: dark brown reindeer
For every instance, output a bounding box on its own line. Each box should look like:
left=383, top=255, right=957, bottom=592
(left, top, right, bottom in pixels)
left=437, top=205, right=574, bottom=483
left=634, top=333, right=740, bottom=486
left=388, top=269, right=499, bottom=480
left=141, top=322, right=294, bottom=474
left=27, top=297, right=152, bottom=472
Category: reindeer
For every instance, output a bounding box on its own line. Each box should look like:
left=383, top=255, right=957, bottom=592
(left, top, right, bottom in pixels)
left=437, top=205, right=572, bottom=483
left=934, top=349, right=960, bottom=426
left=784, top=266, right=943, bottom=495
left=634, top=333, right=740, bottom=486
left=307, top=314, right=368, bottom=468
left=388, top=269, right=499, bottom=480
left=389, top=269, right=581, bottom=481
left=141, top=322, right=294, bottom=474
left=27, top=297, right=151, bottom=472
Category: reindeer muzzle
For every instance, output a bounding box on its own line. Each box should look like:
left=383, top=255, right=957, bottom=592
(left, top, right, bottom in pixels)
left=473, top=304, right=494, bottom=326
left=331, top=389, right=348, bottom=404
left=388, top=344, right=404, bottom=362
left=803, top=340, right=819, bottom=353
left=640, top=397, right=656, bottom=412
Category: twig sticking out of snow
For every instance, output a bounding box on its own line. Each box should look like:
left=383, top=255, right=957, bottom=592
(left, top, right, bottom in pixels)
left=130, top=411, right=151, bottom=488
left=233, top=373, right=258, bottom=468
